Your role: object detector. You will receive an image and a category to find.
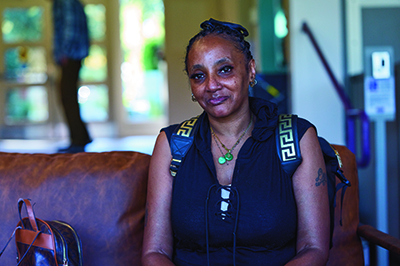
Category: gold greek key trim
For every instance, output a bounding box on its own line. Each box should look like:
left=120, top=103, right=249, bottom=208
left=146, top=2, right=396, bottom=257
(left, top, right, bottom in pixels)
left=330, top=144, right=343, bottom=168
left=279, top=114, right=297, bottom=162
left=177, top=117, right=198, bottom=137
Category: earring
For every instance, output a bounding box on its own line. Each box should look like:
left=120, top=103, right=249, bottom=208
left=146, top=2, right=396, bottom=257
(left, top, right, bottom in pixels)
left=191, top=93, right=197, bottom=102
left=250, top=79, right=258, bottom=87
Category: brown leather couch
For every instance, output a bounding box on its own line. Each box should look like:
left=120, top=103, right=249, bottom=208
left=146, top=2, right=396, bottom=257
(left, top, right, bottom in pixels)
left=0, top=151, right=150, bottom=265
left=0, top=147, right=399, bottom=265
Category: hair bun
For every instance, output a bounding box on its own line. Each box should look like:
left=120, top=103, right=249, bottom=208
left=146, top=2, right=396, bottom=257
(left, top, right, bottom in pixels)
left=200, top=18, right=249, bottom=38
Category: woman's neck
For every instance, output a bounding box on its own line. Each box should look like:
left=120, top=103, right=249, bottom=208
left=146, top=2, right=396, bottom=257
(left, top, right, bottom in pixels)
left=208, top=110, right=254, bottom=139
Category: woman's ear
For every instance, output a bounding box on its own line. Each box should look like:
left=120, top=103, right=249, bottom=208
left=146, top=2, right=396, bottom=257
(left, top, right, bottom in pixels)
left=249, top=59, right=256, bottom=81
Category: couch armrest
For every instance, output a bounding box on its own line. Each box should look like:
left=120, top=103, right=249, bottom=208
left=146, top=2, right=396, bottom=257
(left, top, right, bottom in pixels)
left=357, top=224, right=400, bottom=255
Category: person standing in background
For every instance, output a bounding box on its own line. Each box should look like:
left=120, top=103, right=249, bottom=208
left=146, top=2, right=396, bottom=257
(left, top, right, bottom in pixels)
left=50, top=0, right=92, bottom=153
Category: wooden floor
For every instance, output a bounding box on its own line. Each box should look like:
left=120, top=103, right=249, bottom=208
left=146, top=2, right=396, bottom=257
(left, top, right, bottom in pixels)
left=0, top=135, right=157, bottom=155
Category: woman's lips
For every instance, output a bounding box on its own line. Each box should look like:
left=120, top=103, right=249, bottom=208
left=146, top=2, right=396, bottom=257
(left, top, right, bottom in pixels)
left=208, top=96, right=228, bottom=105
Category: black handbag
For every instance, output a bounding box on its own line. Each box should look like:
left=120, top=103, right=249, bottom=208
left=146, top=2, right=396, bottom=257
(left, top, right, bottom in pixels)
left=0, top=198, right=83, bottom=265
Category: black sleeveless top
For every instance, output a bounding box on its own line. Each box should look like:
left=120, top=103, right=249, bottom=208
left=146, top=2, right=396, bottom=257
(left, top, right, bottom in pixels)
left=162, top=98, right=314, bottom=266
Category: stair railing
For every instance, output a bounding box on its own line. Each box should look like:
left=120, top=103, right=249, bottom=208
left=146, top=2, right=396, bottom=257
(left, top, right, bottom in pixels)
left=301, top=22, right=370, bottom=167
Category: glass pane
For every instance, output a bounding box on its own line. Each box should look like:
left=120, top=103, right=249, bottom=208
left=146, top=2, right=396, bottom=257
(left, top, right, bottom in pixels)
left=2, top=7, right=43, bottom=43
left=5, top=86, right=48, bottom=124
left=4, top=46, right=47, bottom=83
left=78, top=84, right=109, bottom=122
left=80, top=44, right=107, bottom=82
left=122, top=68, right=165, bottom=121
left=120, top=0, right=166, bottom=122
left=85, top=4, right=106, bottom=42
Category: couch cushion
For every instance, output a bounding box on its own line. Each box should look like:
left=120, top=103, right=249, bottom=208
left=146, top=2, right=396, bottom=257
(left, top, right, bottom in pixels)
left=0, top=151, right=150, bottom=265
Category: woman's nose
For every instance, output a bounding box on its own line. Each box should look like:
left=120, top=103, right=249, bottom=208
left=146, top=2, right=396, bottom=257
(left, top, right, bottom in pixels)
left=206, top=75, right=221, bottom=91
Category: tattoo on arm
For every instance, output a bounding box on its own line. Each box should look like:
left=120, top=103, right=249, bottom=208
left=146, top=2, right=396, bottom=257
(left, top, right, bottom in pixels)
left=315, top=168, right=327, bottom=187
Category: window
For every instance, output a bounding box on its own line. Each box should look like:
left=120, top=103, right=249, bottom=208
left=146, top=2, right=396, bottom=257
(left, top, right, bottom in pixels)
left=4, top=46, right=47, bottom=83
left=78, top=84, right=108, bottom=122
left=120, top=0, right=167, bottom=123
left=79, top=3, right=108, bottom=123
left=5, top=86, right=48, bottom=124
left=1, top=6, right=48, bottom=126
left=2, top=6, right=43, bottom=43
left=1, top=0, right=167, bottom=136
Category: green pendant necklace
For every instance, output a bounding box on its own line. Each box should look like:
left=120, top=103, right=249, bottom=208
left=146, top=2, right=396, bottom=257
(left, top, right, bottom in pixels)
left=211, top=113, right=253, bottom=165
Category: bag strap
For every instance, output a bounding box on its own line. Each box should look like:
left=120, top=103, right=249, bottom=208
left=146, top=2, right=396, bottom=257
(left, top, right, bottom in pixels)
left=169, top=116, right=199, bottom=177
left=275, top=114, right=302, bottom=176
left=0, top=226, right=22, bottom=258
left=18, top=198, right=39, bottom=232
left=0, top=226, right=41, bottom=265
left=170, top=113, right=301, bottom=177
left=0, top=199, right=42, bottom=264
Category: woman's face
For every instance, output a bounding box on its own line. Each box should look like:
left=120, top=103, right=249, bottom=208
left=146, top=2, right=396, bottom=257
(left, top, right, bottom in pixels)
left=187, top=34, right=256, bottom=119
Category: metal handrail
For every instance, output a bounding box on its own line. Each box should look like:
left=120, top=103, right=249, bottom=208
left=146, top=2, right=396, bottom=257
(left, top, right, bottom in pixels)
left=301, top=22, right=370, bottom=167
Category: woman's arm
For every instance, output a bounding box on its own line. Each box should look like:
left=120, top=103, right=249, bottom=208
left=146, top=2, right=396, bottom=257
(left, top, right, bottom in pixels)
left=142, top=132, right=176, bottom=266
left=285, top=127, right=330, bottom=266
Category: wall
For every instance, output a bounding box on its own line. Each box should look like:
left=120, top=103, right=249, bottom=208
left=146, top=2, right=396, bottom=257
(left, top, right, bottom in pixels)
left=289, top=0, right=345, bottom=145
left=349, top=5, right=400, bottom=242
left=360, top=6, right=400, bottom=241
left=164, top=0, right=208, bottom=125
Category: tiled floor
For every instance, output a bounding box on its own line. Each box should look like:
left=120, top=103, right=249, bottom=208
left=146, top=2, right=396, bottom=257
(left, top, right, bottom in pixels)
left=0, top=135, right=157, bottom=155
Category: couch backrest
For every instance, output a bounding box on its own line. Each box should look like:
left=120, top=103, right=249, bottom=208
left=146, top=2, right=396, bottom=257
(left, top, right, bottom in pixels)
left=327, top=145, right=364, bottom=265
left=0, top=146, right=365, bottom=265
left=0, top=151, right=150, bottom=266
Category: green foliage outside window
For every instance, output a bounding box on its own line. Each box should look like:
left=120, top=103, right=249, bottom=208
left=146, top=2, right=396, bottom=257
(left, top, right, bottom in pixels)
left=4, top=46, right=47, bottom=83
left=5, top=86, right=48, bottom=124
left=79, top=4, right=109, bottom=122
left=85, top=4, right=106, bottom=42
left=120, top=0, right=166, bottom=122
left=2, top=7, right=43, bottom=43
left=80, top=44, right=107, bottom=82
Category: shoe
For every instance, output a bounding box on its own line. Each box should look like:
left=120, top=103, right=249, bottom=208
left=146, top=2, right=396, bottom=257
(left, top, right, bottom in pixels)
left=57, top=144, right=86, bottom=153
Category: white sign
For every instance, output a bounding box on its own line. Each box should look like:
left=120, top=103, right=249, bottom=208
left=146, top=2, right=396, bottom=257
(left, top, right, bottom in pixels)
left=372, top=51, right=391, bottom=79
left=364, top=76, right=396, bottom=121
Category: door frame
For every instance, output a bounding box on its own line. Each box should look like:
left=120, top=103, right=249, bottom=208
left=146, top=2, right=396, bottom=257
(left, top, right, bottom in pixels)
left=345, top=0, right=400, bottom=76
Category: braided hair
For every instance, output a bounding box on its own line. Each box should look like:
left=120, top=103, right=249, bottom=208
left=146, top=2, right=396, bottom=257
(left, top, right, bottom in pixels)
left=184, top=18, right=253, bottom=74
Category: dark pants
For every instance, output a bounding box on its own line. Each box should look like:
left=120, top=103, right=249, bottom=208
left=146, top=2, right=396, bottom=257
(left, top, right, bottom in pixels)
left=59, top=59, right=91, bottom=146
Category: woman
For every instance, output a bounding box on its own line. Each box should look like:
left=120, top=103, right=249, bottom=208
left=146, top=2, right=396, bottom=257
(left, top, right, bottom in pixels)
left=142, top=18, right=330, bottom=266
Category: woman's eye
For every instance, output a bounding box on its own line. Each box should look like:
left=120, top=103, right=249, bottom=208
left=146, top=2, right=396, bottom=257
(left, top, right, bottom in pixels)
left=190, top=73, right=204, bottom=80
left=220, top=66, right=233, bottom=74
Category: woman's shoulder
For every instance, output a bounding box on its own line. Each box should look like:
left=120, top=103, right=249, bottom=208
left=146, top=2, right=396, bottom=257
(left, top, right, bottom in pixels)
left=296, top=116, right=316, bottom=140
left=161, top=124, right=179, bottom=142
left=161, top=112, right=206, bottom=142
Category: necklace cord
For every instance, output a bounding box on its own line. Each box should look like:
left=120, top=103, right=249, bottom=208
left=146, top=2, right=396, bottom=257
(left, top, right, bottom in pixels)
left=210, top=113, right=253, bottom=165
left=212, top=132, right=228, bottom=164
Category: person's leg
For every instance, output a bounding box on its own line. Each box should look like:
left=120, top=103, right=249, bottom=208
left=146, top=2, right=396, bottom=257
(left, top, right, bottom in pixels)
left=59, top=59, right=91, bottom=150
